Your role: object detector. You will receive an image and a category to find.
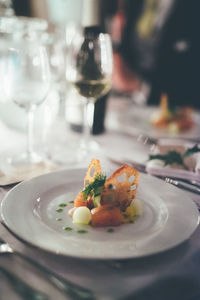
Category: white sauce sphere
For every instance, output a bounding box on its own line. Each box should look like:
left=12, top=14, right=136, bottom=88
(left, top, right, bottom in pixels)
left=72, top=207, right=92, bottom=225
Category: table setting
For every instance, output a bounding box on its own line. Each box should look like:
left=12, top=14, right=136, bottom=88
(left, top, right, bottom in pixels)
left=0, top=9, right=200, bottom=300
left=1, top=89, right=200, bottom=300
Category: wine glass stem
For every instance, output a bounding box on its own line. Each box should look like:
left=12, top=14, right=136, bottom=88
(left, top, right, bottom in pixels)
left=83, top=100, right=94, bottom=143
left=27, top=107, right=35, bottom=160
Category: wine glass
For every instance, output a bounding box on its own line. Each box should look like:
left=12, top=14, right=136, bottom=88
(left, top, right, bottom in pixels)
left=66, top=30, right=113, bottom=153
left=2, top=35, right=50, bottom=166
left=46, top=28, right=66, bottom=115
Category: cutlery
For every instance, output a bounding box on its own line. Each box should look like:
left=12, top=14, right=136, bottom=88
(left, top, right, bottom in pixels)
left=109, top=158, right=146, bottom=173
left=0, top=237, right=96, bottom=300
left=165, top=178, right=200, bottom=195
left=176, top=178, right=200, bottom=188
left=0, top=265, right=49, bottom=300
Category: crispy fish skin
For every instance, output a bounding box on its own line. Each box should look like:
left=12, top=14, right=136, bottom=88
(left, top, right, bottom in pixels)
left=84, top=159, right=102, bottom=187
left=74, top=159, right=102, bottom=208
left=101, top=165, right=139, bottom=208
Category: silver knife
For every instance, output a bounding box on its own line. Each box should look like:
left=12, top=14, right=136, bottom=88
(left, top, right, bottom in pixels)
left=165, top=178, right=200, bottom=195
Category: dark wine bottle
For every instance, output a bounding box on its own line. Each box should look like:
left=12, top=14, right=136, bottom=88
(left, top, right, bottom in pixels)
left=81, top=0, right=109, bottom=135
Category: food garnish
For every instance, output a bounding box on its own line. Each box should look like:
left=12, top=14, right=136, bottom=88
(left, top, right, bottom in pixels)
left=107, top=228, right=114, bottom=233
left=64, top=227, right=73, bottom=231
left=149, top=144, right=200, bottom=169
left=82, top=173, right=106, bottom=201
left=183, top=144, right=200, bottom=158
left=59, top=203, right=67, bottom=207
left=77, top=230, right=88, bottom=234
left=150, top=94, right=194, bottom=133
left=69, top=159, right=142, bottom=227
left=56, top=218, right=62, bottom=221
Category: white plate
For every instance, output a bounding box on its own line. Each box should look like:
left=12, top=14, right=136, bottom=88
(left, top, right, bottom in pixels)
left=1, top=169, right=199, bottom=259
left=109, top=105, right=200, bottom=140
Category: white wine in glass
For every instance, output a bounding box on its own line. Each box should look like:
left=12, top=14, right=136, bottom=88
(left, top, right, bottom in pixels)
left=66, top=30, right=113, bottom=151
left=72, top=77, right=112, bottom=101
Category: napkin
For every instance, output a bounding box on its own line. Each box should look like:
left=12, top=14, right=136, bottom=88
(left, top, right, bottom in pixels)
left=0, top=160, right=59, bottom=186
left=146, top=139, right=200, bottom=183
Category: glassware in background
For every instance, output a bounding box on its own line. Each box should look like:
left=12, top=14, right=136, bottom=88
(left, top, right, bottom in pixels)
left=66, top=0, right=113, bottom=152
left=46, top=26, right=67, bottom=116
left=0, top=0, right=14, bottom=16
left=41, top=24, right=84, bottom=166
left=0, top=16, right=59, bottom=150
left=45, top=97, right=85, bottom=166
left=2, top=32, right=50, bottom=166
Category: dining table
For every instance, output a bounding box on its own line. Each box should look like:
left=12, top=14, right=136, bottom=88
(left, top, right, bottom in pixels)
left=0, top=94, right=200, bottom=300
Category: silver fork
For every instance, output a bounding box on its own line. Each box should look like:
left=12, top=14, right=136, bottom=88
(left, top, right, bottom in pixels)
left=0, top=264, right=49, bottom=300
left=0, top=237, right=96, bottom=300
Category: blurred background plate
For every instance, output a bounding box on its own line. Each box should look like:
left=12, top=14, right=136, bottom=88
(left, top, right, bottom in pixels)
left=107, top=103, right=200, bottom=141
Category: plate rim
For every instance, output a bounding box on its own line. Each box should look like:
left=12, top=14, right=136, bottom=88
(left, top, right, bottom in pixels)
left=1, top=168, right=199, bottom=260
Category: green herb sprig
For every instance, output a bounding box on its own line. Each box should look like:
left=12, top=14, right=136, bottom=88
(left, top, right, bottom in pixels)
left=149, top=144, right=200, bottom=169
left=82, top=173, right=106, bottom=200
left=183, top=144, right=200, bottom=158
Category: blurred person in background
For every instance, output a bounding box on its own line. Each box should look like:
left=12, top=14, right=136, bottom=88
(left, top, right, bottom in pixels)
left=111, top=0, right=200, bottom=108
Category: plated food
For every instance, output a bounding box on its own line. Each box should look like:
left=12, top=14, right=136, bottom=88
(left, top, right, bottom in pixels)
left=150, top=94, right=194, bottom=133
left=69, top=159, right=143, bottom=227
left=107, top=96, right=200, bottom=143
left=1, top=168, right=199, bottom=259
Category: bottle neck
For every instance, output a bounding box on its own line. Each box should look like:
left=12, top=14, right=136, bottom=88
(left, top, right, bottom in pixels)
left=84, top=24, right=105, bottom=35
left=81, top=0, right=105, bottom=33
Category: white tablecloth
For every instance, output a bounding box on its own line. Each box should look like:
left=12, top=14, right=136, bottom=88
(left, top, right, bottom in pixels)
left=0, top=97, right=200, bottom=300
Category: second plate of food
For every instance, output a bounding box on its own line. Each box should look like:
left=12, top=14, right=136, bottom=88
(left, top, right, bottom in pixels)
left=109, top=105, right=200, bottom=140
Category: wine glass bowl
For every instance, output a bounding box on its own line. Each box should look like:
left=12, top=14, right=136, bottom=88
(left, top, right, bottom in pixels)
left=66, top=30, right=113, bottom=151
left=4, top=45, right=50, bottom=109
left=46, top=30, right=66, bottom=85
left=45, top=28, right=67, bottom=119
left=2, top=34, right=50, bottom=165
left=66, top=32, right=112, bottom=101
